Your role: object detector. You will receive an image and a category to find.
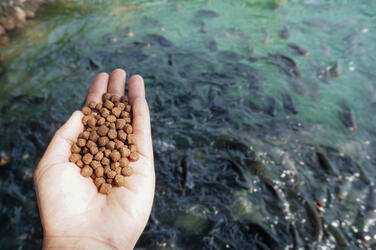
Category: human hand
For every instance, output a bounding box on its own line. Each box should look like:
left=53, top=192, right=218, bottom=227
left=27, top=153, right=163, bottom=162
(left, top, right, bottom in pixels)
left=34, top=69, right=155, bottom=249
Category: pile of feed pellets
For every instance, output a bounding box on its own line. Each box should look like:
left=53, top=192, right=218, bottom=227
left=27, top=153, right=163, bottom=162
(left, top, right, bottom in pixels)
left=69, top=93, right=139, bottom=194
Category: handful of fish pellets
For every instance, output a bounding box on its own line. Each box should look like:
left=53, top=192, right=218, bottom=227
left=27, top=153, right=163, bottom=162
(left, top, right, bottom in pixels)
left=69, top=93, right=139, bottom=195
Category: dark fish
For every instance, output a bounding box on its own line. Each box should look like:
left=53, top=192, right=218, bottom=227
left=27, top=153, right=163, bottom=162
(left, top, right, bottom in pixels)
left=265, top=96, right=278, bottom=117
left=280, top=26, right=289, bottom=39
left=328, top=61, right=341, bottom=77
left=339, top=106, right=357, bottom=131
left=316, top=150, right=339, bottom=176
left=354, top=162, right=372, bottom=185
left=181, top=155, right=194, bottom=191
left=89, top=58, right=101, bottom=69
left=168, top=54, right=173, bottom=66
left=282, top=93, right=298, bottom=114
left=304, top=199, right=323, bottom=244
left=268, top=54, right=302, bottom=77
left=142, top=34, right=174, bottom=47
left=322, top=217, right=350, bottom=247
left=194, top=10, right=220, bottom=19
left=288, top=43, right=310, bottom=56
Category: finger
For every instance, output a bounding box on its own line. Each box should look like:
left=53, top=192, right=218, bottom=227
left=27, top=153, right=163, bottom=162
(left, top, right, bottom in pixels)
left=128, top=75, right=153, bottom=160
left=85, top=72, right=109, bottom=105
left=107, top=68, right=126, bottom=97
left=39, top=111, right=84, bottom=167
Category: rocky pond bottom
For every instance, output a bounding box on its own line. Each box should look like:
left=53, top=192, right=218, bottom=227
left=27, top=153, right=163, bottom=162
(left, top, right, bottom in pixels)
left=0, top=0, right=375, bottom=249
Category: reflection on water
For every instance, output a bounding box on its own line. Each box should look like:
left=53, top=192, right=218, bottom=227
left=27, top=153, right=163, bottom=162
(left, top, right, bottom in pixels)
left=0, top=0, right=375, bottom=249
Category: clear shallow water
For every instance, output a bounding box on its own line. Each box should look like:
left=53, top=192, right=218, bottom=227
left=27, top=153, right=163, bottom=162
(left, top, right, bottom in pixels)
left=0, top=0, right=375, bottom=249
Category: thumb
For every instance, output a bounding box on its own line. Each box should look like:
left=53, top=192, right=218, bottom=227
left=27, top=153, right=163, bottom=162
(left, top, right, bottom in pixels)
left=38, top=111, right=84, bottom=168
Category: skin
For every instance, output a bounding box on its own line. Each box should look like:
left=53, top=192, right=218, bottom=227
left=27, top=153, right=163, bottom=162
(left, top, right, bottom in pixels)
left=34, top=69, right=155, bottom=250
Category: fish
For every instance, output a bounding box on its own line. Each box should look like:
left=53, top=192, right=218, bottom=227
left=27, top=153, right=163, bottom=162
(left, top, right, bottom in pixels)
left=288, top=43, right=310, bottom=56
left=304, top=198, right=323, bottom=244
left=316, top=150, right=339, bottom=176
left=339, top=106, right=357, bottom=131
left=280, top=26, right=289, bottom=39
left=142, top=34, right=174, bottom=47
left=322, top=217, right=350, bottom=246
left=268, top=54, right=302, bottom=77
left=282, top=93, right=298, bottom=114
left=194, top=10, right=220, bottom=19
left=265, top=96, right=278, bottom=117
left=328, top=61, right=341, bottom=77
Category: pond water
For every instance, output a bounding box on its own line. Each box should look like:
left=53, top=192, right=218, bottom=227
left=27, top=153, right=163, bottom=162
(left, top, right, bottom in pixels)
left=0, top=0, right=375, bottom=249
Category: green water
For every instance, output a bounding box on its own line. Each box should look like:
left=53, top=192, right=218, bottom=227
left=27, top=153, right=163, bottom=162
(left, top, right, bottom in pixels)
left=0, top=0, right=375, bottom=249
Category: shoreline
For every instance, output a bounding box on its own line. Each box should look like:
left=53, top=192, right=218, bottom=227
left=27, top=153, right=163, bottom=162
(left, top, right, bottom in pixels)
left=0, top=0, right=45, bottom=37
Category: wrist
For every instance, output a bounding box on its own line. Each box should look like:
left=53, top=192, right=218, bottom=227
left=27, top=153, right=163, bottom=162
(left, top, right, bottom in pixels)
left=43, top=236, right=121, bottom=250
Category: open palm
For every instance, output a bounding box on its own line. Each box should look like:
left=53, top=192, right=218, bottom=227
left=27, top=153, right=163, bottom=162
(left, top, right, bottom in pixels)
left=34, top=69, right=155, bottom=249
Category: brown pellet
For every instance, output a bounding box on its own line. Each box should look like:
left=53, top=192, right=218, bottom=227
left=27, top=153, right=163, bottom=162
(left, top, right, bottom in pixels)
left=94, top=177, right=106, bottom=188
left=71, top=143, right=81, bottom=154
left=111, top=162, right=120, bottom=170
left=116, top=119, right=126, bottom=130
left=98, top=125, right=109, bottom=136
left=114, top=174, right=125, bottom=186
left=130, top=152, right=139, bottom=161
left=106, top=178, right=113, bottom=184
left=89, top=145, right=98, bottom=155
left=104, top=100, right=114, bottom=110
left=110, top=150, right=121, bottom=162
left=82, top=106, right=91, bottom=115
left=118, top=130, right=127, bottom=142
left=120, top=96, right=128, bottom=103
left=90, top=160, right=101, bottom=170
left=107, top=170, right=117, bottom=179
left=77, top=138, right=87, bottom=147
left=95, top=166, right=104, bottom=177
left=89, top=131, right=99, bottom=142
left=94, top=151, right=104, bottom=161
left=108, top=129, right=117, bottom=139
left=76, top=160, right=84, bottom=168
left=125, top=104, right=131, bottom=112
left=100, top=108, right=110, bottom=118
left=125, top=124, right=133, bottom=134
left=111, top=96, right=120, bottom=104
left=97, top=117, right=106, bottom=126
left=99, top=183, right=112, bottom=194
left=95, top=103, right=103, bottom=110
left=87, top=117, right=97, bottom=128
left=115, top=166, right=121, bottom=175
left=120, top=147, right=131, bottom=158
left=112, top=107, right=122, bottom=117
left=81, top=166, right=93, bottom=177
left=115, top=140, right=124, bottom=149
left=128, top=134, right=136, bottom=145
left=119, top=158, right=129, bottom=168
left=104, top=149, right=111, bottom=157
left=86, top=140, right=96, bottom=149
left=101, top=157, right=110, bottom=166
left=121, top=111, right=130, bottom=118
left=121, top=166, right=133, bottom=176
left=98, top=136, right=109, bottom=147
left=130, top=145, right=137, bottom=153
left=88, top=101, right=97, bottom=109
left=117, top=102, right=125, bottom=111
left=107, top=115, right=116, bottom=123
left=106, top=141, right=116, bottom=150
left=69, top=153, right=81, bottom=163
left=102, top=93, right=112, bottom=101
left=79, top=131, right=90, bottom=140
left=82, top=153, right=93, bottom=165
